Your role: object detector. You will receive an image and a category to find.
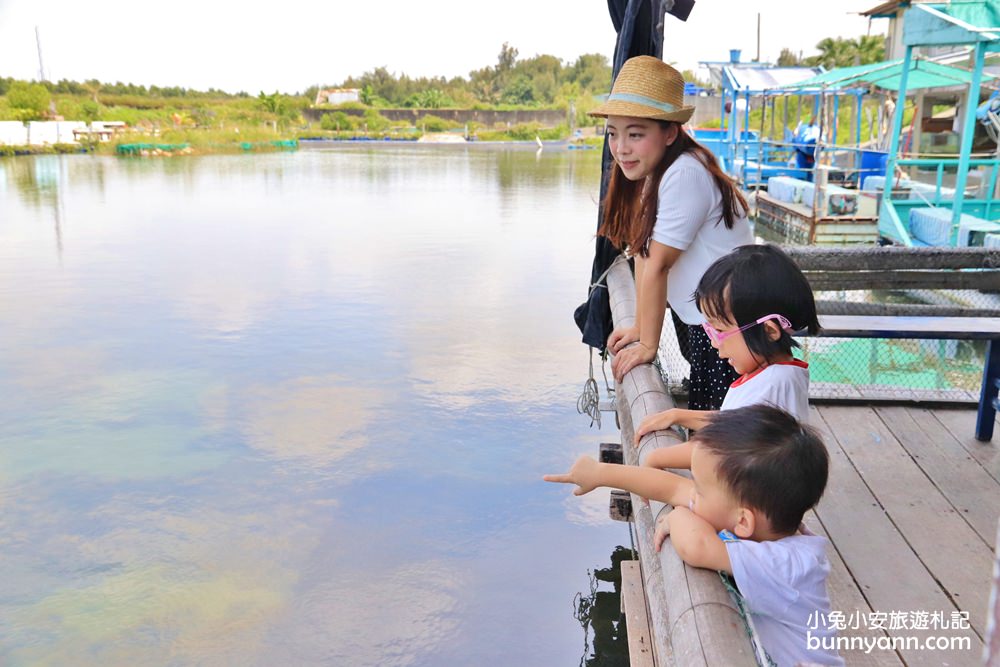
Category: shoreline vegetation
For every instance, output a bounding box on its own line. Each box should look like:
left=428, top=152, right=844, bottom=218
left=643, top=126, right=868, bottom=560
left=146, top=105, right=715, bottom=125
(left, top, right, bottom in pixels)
left=0, top=35, right=884, bottom=158
left=0, top=44, right=618, bottom=157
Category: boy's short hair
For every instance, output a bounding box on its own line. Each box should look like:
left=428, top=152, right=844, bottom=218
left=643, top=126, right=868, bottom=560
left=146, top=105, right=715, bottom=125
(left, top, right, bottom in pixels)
left=694, top=404, right=829, bottom=534
left=694, top=244, right=820, bottom=362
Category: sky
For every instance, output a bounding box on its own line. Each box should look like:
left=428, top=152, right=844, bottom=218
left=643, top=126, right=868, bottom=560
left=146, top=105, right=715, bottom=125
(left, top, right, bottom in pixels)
left=0, top=0, right=887, bottom=94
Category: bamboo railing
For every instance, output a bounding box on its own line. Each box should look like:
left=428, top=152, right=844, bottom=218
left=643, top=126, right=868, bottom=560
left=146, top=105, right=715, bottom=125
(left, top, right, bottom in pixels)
left=606, top=257, right=756, bottom=667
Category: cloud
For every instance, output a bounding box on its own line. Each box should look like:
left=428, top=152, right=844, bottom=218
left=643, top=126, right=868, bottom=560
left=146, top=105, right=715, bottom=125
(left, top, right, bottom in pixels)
left=271, top=559, right=464, bottom=667
left=0, top=498, right=316, bottom=665
left=239, top=374, right=385, bottom=468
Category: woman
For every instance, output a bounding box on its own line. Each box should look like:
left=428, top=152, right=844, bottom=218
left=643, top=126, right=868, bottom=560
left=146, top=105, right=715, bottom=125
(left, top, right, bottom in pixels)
left=591, top=56, right=753, bottom=410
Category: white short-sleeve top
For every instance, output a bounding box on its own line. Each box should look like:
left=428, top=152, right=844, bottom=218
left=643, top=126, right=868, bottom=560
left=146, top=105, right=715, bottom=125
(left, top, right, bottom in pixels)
left=721, top=361, right=810, bottom=423
left=724, top=528, right=844, bottom=666
left=650, top=152, right=754, bottom=324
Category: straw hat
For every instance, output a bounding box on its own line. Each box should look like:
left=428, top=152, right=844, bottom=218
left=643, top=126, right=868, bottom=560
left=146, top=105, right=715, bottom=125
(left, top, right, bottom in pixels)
left=589, top=56, right=694, bottom=124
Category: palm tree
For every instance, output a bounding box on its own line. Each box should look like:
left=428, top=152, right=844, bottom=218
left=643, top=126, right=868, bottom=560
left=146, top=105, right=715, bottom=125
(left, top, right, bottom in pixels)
left=811, top=37, right=857, bottom=69
left=854, top=35, right=886, bottom=65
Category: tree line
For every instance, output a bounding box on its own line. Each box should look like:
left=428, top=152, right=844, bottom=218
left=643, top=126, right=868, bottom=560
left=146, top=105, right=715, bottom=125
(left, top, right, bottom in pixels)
left=0, top=33, right=888, bottom=127
left=317, top=43, right=611, bottom=109
left=0, top=43, right=612, bottom=112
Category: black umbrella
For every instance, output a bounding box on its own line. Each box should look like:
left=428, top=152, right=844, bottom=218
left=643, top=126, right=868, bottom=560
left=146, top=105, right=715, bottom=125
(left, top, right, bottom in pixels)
left=574, top=0, right=695, bottom=352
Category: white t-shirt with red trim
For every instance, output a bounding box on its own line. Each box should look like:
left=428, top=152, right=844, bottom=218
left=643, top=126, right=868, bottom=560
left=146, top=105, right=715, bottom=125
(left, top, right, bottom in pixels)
left=720, top=360, right=810, bottom=422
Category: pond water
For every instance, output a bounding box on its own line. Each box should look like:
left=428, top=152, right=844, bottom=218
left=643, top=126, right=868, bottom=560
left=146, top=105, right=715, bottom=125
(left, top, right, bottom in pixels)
left=0, top=146, right=631, bottom=666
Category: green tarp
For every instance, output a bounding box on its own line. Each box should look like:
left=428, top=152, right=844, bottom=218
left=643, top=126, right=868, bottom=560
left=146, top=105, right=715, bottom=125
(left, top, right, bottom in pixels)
left=781, top=58, right=996, bottom=92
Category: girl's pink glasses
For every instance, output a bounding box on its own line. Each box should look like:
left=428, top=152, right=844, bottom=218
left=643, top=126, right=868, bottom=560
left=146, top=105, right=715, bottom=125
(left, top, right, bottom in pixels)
left=702, top=313, right=793, bottom=344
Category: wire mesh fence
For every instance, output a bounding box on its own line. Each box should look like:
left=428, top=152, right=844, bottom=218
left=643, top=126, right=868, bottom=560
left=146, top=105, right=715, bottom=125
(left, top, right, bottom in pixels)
left=657, top=288, right=995, bottom=404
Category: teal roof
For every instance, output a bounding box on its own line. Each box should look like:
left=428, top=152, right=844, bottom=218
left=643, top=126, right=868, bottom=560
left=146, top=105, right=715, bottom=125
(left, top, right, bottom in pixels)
left=904, top=2, right=1000, bottom=48
left=780, top=58, right=996, bottom=91
left=929, top=1, right=1000, bottom=32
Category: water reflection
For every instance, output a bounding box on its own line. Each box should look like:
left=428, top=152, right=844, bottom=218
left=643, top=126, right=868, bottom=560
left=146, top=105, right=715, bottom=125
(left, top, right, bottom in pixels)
left=0, top=147, right=626, bottom=665
left=2, top=156, right=67, bottom=258
left=239, top=374, right=385, bottom=468
left=574, top=545, right=633, bottom=667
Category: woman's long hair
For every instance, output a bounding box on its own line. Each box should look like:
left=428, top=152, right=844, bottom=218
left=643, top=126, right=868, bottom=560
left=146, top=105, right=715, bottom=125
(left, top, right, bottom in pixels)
left=598, top=122, right=748, bottom=257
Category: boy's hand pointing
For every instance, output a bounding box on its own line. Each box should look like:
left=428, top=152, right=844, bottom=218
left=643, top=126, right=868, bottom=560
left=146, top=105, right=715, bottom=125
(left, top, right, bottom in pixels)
left=543, top=455, right=602, bottom=496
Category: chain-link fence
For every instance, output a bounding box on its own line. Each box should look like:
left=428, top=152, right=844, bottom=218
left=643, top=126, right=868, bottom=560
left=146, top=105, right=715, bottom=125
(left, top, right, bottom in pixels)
left=657, top=247, right=1000, bottom=404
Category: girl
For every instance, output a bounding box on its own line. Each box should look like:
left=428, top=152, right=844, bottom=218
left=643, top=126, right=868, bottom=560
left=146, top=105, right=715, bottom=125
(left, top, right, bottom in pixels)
left=636, top=244, right=821, bottom=469
left=592, top=56, right=754, bottom=410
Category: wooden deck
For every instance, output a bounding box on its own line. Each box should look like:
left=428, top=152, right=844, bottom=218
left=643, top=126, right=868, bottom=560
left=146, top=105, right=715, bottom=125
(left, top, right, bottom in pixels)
left=805, top=405, right=998, bottom=667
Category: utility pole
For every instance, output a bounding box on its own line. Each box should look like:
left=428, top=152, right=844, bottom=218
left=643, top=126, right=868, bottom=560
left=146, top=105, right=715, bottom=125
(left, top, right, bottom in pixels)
left=756, top=13, right=761, bottom=63
left=35, top=26, right=57, bottom=118
left=35, top=26, right=46, bottom=81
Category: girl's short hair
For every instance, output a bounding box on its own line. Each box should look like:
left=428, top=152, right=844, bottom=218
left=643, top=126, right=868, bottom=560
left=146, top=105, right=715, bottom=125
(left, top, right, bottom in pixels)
left=694, top=244, right=820, bottom=361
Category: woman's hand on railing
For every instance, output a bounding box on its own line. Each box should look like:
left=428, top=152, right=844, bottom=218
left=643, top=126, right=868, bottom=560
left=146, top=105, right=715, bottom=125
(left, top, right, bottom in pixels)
left=607, top=325, right=639, bottom=353
left=611, top=340, right=657, bottom=383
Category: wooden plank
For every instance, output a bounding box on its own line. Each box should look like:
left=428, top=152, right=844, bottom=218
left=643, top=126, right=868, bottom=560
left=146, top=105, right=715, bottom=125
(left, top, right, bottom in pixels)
left=806, top=269, right=1000, bottom=292
left=817, top=405, right=993, bottom=639
left=809, top=385, right=977, bottom=405
left=934, top=408, right=1000, bottom=484
left=810, top=381, right=863, bottom=400
left=876, top=406, right=1000, bottom=546
left=615, top=386, right=675, bottom=667
left=621, top=561, right=656, bottom=667
left=783, top=245, right=1000, bottom=271
left=804, top=512, right=905, bottom=667
left=816, top=314, right=1000, bottom=339
left=809, top=406, right=982, bottom=667
left=815, top=300, right=1000, bottom=318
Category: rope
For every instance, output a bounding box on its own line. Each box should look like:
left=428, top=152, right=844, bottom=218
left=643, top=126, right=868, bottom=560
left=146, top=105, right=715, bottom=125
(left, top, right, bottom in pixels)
left=577, top=348, right=603, bottom=428
left=576, top=256, right=626, bottom=427
left=719, top=572, right=779, bottom=667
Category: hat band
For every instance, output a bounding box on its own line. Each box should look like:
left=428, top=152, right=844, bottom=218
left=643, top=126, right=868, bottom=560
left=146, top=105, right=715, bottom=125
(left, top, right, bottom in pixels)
left=607, top=92, right=679, bottom=113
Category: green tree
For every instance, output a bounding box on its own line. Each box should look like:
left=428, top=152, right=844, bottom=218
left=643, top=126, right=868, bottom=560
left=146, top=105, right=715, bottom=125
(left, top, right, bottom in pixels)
left=257, top=90, right=284, bottom=114
left=501, top=75, right=534, bottom=105
left=680, top=69, right=712, bottom=89
left=855, top=34, right=885, bottom=65
left=566, top=54, right=611, bottom=92
left=469, top=65, right=499, bottom=104
left=405, top=89, right=452, bottom=108
left=84, top=79, right=102, bottom=103
left=362, top=108, right=390, bottom=132
left=497, top=42, right=518, bottom=73
left=807, top=37, right=852, bottom=68
left=7, top=81, right=51, bottom=121
left=515, top=54, right=562, bottom=104
left=803, top=35, right=885, bottom=69
left=320, top=111, right=354, bottom=131
left=81, top=100, right=100, bottom=124
left=777, top=48, right=802, bottom=67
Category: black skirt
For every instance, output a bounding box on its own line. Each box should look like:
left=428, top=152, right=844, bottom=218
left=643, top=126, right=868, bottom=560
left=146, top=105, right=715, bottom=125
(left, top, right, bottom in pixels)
left=671, top=311, right=739, bottom=411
